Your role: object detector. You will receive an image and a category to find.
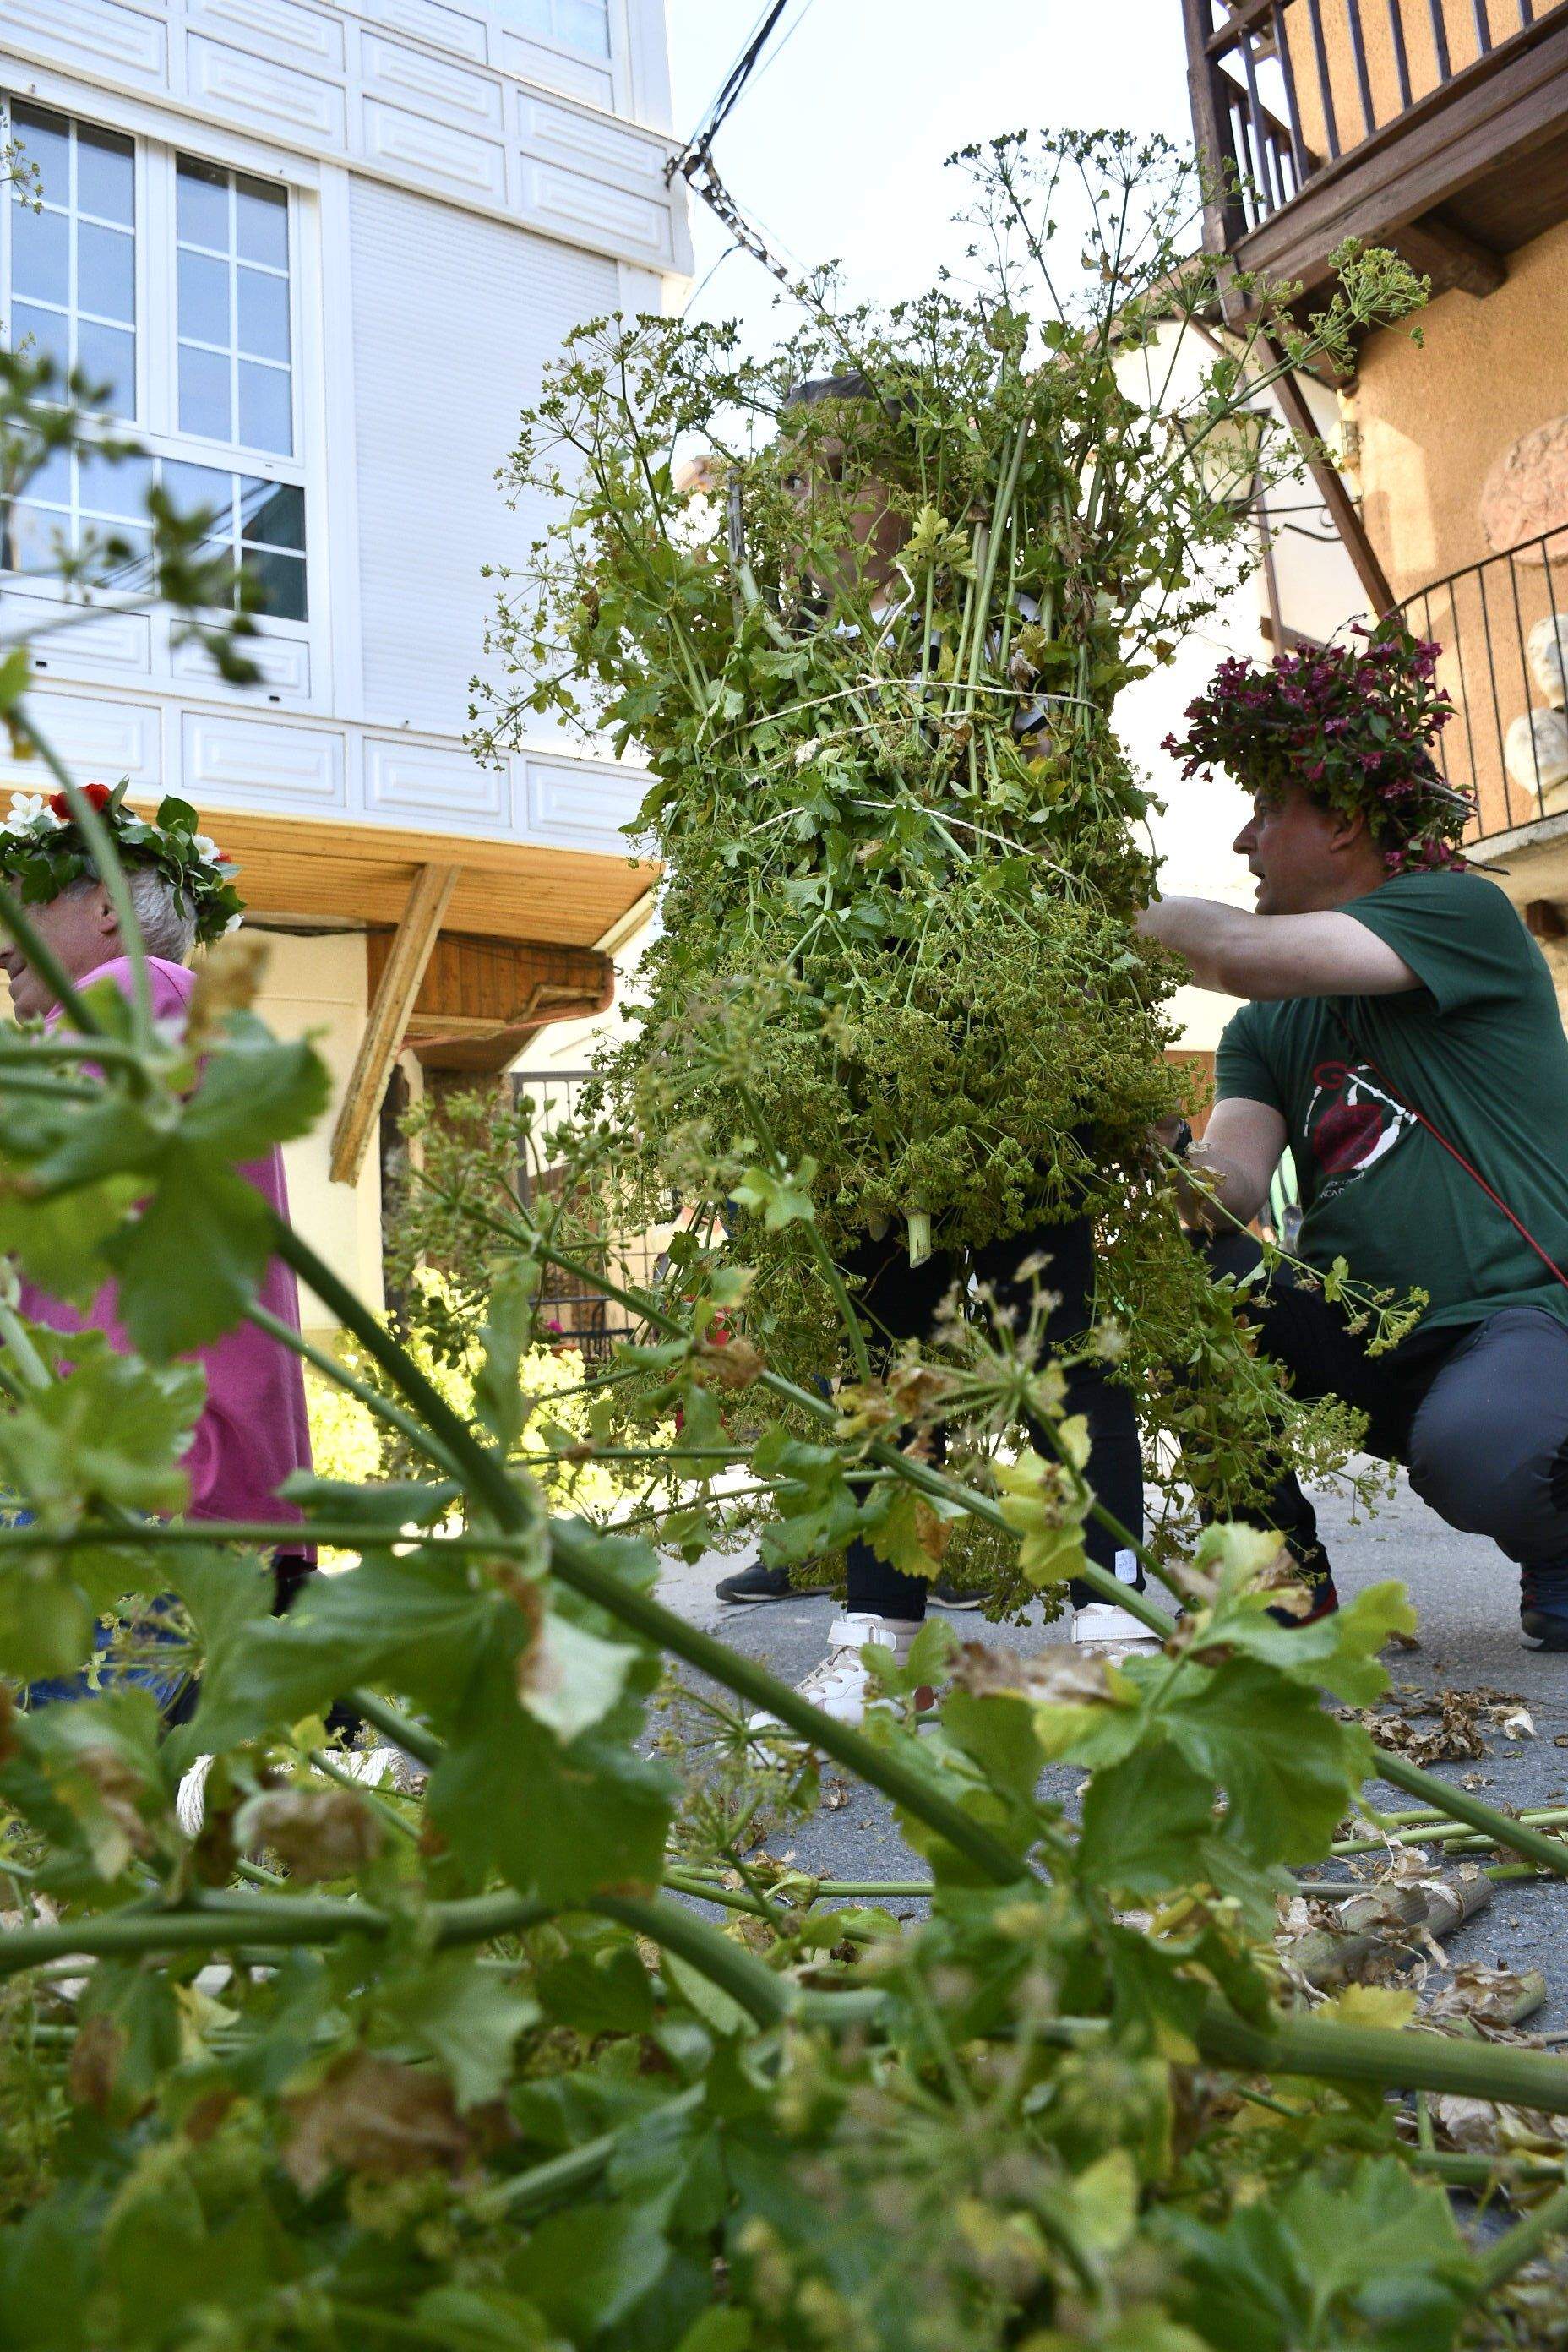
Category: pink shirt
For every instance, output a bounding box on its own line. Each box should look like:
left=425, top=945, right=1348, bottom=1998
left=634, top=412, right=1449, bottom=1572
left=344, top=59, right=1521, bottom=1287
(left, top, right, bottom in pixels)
left=17, top=955, right=314, bottom=1534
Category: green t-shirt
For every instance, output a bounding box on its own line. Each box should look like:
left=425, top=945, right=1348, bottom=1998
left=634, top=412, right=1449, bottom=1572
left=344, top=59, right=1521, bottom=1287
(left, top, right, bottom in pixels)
left=1214, top=870, right=1568, bottom=1331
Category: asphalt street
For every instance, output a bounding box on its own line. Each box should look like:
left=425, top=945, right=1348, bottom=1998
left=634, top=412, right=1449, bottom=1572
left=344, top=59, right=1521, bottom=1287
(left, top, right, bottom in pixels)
left=656, top=1467, right=1568, bottom=2023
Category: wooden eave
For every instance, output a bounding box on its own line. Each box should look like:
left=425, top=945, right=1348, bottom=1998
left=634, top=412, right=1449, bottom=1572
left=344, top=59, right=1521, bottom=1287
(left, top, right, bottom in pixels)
left=1228, top=11, right=1568, bottom=306
left=152, top=806, right=656, bottom=949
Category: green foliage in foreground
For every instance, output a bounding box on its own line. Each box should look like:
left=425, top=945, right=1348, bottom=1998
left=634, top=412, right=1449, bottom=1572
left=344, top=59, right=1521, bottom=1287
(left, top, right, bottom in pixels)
left=0, top=784, right=1565, bottom=2351
left=0, top=135, right=1565, bottom=2352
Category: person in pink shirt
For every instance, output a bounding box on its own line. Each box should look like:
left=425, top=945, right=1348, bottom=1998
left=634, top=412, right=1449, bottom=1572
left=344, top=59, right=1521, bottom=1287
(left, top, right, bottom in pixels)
left=0, top=781, right=315, bottom=1705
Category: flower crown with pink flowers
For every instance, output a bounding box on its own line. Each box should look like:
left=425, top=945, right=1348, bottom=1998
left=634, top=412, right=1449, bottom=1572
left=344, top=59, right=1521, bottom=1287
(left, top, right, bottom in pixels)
left=1162, top=618, right=1477, bottom=875
left=0, top=776, right=244, bottom=944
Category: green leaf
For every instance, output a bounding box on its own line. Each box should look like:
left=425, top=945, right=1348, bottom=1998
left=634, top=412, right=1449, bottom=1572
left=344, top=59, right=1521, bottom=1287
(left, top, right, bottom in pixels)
left=1163, top=2155, right=1468, bottom=2352
left=536, top=1940, right=656, bottom=2036
left=410, top=2287, right=553, bottom=2351
left=1162, top=1657, right=1364, bottom=1866
left=427, top=1639, right=673, bottom=1902
left=0, top=1174, right=141, bottom=1306
left=5, top=1096, right=166, bottom=1197
left=729, top=1159, right=818, bottom=1229
left=1101, top=1920, right=1206, bottom=2061
left=674, top=2312, right=752, bottom=2352
left=1078, top=1740, right=1217, bottom=1896
left=374, top=1957, right=539, bottom=2110
left=277, top=1473, right=461, bottom=1528
left=196, top=1546, right=503, bottom=1745
left=106, top=1154, right=275, bottom=1357
left=0, top=1328, right=203, bottom=1520
left=517, top=1607, right=636, bottom=1744
left=1209, top=1578, right=1415, bottom=1707
left=475, top=1260, right=539, bottom=1449
left=177, top=1021, right=331, bottom=1163
left=504, top=2197, right=670, bottom=2338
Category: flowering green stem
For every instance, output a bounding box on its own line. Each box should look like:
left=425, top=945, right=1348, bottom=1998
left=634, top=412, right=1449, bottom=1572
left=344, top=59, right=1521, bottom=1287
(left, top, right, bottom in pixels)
left=272, top=1216, right=1037, bottom=1890
left=0, top=1881, right=791, bottom=2028
left=1195, top=2001, right=1568, bottom=2115
left=347, top=1688, right=444, bottom=1769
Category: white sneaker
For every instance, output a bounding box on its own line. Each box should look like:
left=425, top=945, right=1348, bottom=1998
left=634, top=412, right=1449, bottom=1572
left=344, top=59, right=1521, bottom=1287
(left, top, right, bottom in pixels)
left=1070, top=1602, right=1163, bottom=1663
left=175, top=1742, right=413, bottom=1836
left=749, top=1613, right=935, bottom=1737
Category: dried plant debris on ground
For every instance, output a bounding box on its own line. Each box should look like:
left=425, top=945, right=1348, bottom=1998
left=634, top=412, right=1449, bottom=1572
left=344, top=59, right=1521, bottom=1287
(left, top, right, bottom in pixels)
left=1346, top=1683, right=1538, bottom=1765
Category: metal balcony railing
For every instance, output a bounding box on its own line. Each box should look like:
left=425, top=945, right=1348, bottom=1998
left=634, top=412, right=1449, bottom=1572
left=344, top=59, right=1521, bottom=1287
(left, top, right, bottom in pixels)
left=1395, top=521, right=1568, bottom=842
left=1187, top=0, right=1565, bottom=243
left=511, top=1069, right=655, bottom=1362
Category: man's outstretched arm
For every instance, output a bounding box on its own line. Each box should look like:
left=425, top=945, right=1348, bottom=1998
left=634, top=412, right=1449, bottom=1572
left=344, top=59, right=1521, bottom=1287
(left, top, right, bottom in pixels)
left=1138, top=896, right=1419, bottom=1000
left=1168, top=1097, right=1289, bottom=1231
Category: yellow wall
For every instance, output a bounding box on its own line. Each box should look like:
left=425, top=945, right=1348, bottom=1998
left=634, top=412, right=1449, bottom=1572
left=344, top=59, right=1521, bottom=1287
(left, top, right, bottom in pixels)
left=1346, top=216, right=1568, bottom=832
left=252, top=931, right=385, bottom=1342
left=1352, top=215, right=1568, bottom=596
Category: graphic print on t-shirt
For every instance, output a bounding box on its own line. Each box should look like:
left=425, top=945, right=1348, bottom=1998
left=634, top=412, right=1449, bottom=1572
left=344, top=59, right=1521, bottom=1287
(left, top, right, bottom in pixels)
left=1303, top=1058, right=1417, bottom=1202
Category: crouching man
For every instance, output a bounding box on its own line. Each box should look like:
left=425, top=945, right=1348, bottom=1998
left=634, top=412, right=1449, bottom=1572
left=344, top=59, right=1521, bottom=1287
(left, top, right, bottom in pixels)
left=1142, top=626, right=1568, bottom=1650
left=0, top=780, right=314, bottom=1701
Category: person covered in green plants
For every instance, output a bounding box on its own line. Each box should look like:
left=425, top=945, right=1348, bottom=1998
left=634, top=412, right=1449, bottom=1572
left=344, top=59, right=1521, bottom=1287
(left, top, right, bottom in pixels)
left=707, top=370, right=1158, bottom=1718
left=481, top=130, right=1428, bottom=1725
left=1147, top=621, right=1568, bottom=1650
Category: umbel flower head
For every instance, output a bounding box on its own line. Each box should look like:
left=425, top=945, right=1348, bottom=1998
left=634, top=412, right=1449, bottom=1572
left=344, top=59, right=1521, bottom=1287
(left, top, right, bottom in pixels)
left=1162, top=618, right=1475, bottom=874
left=0, top=776, right=244, bottom=943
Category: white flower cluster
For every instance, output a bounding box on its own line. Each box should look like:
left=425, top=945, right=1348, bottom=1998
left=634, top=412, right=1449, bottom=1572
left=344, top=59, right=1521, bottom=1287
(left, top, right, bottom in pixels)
left=1, top=792, right=64, bottom=838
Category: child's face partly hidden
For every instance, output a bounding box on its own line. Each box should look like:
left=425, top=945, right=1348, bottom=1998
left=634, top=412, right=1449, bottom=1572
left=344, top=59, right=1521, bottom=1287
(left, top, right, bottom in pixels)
left=781, top=429, right=910, bottom=602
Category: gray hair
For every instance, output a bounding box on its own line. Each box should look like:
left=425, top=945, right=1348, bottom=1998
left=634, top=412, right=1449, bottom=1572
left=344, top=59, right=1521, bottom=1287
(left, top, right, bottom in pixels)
left=62, top=865, right=197, bottom=963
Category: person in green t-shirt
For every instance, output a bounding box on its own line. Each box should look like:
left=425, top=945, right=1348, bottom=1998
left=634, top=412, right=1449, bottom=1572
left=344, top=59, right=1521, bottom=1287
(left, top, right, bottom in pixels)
left=1142, top=623, right=1568, bottom=1652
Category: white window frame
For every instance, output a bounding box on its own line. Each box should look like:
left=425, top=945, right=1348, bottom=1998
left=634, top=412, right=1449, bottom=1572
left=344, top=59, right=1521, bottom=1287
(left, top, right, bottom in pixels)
left=1, top=91, right=326, bottom=715
left=483, top=0, right=632, bottom=114
left=0, top=96, right=144, bottom=423
left=495, top=0, right=615, bottom=64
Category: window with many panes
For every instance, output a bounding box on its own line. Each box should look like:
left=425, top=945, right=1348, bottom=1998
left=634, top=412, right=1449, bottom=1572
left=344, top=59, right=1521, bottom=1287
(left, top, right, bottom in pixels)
left=176, top=158, right=292, bottom=457
left=3, top=453, right=307, bottom=623
left=3, top=98, right=308, bottom=636
left=8, top=102, right=136, bottom=415
left=501, top=0, right=612, bottom=60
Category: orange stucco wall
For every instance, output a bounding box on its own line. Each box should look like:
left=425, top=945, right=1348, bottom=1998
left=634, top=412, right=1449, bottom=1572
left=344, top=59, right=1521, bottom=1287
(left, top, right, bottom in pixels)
left=1352, top=215, right=1568, bottom=596
left=1344, top=216, right=1568, bottom=832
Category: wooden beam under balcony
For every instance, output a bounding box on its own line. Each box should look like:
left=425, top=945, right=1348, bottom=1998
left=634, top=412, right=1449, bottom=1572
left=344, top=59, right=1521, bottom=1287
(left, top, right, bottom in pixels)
left=1228, top=10, right=1568, bottom=308
left=330, top=863, right=457, bottom=1186
left=368, top=927, right=615, bottom=1075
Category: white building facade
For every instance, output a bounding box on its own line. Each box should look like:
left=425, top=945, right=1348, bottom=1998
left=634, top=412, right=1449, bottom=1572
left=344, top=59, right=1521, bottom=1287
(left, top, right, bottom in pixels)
left=1, top=0, right=687, bottom=1324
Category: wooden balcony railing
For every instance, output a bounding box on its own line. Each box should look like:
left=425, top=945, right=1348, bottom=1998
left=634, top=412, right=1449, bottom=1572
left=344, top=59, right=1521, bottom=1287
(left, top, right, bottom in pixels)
left=1396, top=520, right=1568, bottom=842
left=1184, top=0, right=1568, bottom=293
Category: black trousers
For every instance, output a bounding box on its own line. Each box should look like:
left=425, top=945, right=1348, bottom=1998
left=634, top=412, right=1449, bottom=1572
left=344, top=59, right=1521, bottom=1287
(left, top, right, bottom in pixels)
left=1206, top=1233, right=1568, bottom=1577
left=841, top=1213, right=1145, bottom=1619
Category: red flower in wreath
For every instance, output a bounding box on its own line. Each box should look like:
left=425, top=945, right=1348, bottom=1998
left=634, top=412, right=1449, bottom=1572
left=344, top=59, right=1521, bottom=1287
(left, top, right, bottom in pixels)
left=47, top=780, right=112, bottom=819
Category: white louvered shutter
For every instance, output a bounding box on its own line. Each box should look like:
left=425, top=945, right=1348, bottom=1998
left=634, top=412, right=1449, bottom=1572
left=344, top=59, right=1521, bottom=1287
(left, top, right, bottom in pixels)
left=348, top=180, right=619, bottom=736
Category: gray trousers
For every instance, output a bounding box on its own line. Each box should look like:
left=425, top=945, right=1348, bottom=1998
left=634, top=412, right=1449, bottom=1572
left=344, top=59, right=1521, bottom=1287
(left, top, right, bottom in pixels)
left=1404, top=1309, right=1568, bottom=1570
left=1207, top=1234, right=1568, bottom=1576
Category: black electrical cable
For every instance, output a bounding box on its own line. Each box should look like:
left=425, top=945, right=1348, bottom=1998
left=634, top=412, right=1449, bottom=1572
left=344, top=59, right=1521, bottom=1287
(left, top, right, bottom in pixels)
left=666, top=0, right=791, bottom=186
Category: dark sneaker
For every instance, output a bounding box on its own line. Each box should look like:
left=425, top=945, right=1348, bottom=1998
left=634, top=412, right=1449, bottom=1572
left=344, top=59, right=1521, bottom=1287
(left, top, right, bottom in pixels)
left=1520, top=1566, right=1568, bottom=1650
left=716, top=1559, right=832, bottom=1605
left=931, top=1576, right=989, bottom=1610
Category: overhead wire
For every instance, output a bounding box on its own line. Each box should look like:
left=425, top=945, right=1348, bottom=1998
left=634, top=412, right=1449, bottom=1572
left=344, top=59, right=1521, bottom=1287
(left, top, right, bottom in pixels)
left=667, top=0, right=792, bottom=187
left=664, top=0, right=808, bottom=290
